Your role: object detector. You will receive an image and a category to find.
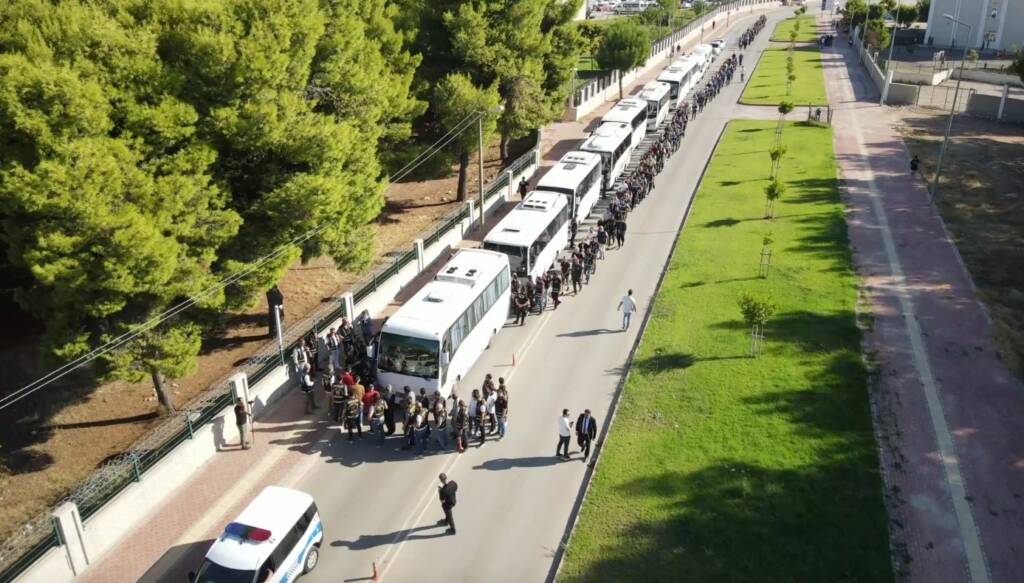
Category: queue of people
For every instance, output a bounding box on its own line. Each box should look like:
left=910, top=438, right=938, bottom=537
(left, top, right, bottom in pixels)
left=738, top=14, right=767, bottom=51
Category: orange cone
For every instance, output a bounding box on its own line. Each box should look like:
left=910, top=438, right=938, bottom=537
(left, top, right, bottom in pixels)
left=372, top=562, right=379, bottom=582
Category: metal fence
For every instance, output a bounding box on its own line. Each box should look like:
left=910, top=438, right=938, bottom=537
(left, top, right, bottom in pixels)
left=916, top=85, right=976, bottom=112
left=0, top=138, right=540, bottom=582
left=572, top=0, right=768, bottom=107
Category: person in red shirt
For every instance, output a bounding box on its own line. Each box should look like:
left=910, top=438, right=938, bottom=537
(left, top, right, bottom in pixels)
left=340, top=366, right=355, bottom=388
left=362, top=383, right=380, bottom=429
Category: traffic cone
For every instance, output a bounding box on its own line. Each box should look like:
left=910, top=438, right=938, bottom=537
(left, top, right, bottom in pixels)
left=372, top=561, right=379, bottom=582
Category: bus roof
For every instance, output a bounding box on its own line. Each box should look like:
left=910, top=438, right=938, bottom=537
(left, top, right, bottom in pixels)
left=692, top=44, right=713, bottom=59
left=600, top=98, right=647, bottom=125
left=483, top=191, right=568, bottom=248
left=382, top=249, right=509, bottom=339
left=206, top=486, right=314, bottom=571
left=536, top=151, right=601, bottom=192
left=637, top=81, right=671, bottom=102
left=580, top=122, right=631, bottom=154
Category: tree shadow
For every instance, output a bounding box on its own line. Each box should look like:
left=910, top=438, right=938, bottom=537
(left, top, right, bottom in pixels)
left=632, top=352, right=747, bottom=376
left=472, top=456, right=569, bottom=470
left=704, top=218, right=742, bottom=228
left=569, top=461, right=891, bottom=582
left=557, top=328, right=620, bottom=338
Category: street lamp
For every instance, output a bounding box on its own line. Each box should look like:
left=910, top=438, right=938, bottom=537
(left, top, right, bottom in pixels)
left=476, top=105, right=504, bottom=227
left=880, top=1, right=901, bottom=105
left=930, top=13, right=971, bottom=203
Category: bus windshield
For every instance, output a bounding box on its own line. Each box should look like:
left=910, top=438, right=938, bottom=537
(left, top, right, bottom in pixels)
left=193, top=560, right=255, bottom=583
left=378, top=333, right=440, bottom=379
left=482, top=242, right=528, bottom=277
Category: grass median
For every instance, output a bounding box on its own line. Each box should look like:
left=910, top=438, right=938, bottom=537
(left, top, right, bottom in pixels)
left=560, top=120, right=892, bottom=582
left=741, top=46, right=828, bottom=105
left=771, top=15, right=819, bottom=42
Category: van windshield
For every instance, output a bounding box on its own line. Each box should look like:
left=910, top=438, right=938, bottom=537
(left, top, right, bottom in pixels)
left=194, top=560, right=255, bottom=583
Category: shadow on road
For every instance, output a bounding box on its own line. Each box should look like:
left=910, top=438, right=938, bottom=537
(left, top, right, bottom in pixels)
left=331, top=524, right=448, bottom=551
left=472, top=455, right=571, bottom=471
left=557, top=328, right=621, bottom=338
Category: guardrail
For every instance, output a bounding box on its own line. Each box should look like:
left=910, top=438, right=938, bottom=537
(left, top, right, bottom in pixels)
left=0, top=138, right=540, bottom=582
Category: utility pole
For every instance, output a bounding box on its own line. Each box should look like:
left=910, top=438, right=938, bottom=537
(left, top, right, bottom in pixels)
left=477, top=113, right=485, bottom=227
left=931, top=14, right=971, bottom=203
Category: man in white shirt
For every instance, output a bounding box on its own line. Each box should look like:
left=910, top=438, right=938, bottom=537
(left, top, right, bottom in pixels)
left=556, top=409, right=574, bottom=459
left=617, top=289, right=638, bottom=331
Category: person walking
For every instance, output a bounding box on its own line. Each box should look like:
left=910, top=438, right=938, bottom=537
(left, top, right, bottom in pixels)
left=518, top=177, right=529, bottom=199
left=576, top=409, right=598, bottom=462
left=618, top=289, right=638, bottom=331
left=437, top=473, right=458, bottom=535
left=300, top=365, right=319, bottom=413
left=514, top=292, right=529, bottom=325
left=383, top=384, right=397, bottom=435
left=556, top=409, right=573, bottom=459
left=234, top=398, right=251, bottom=450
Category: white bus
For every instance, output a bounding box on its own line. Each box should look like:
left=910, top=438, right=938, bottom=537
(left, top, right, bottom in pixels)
left=657, top=56, right=700, bottom=105
left=637, top=81, right=672, bottom=130
left=692, top=43, right=715, bottom=74
left=534, top=150, right=602, bottom=223
left=580, top=121, right=633, bottom=192
left=483, top=191, right=570, bottom=280
left=600, top=98, right=648, bottom=151
left=376, top=249, right=511, bottom=397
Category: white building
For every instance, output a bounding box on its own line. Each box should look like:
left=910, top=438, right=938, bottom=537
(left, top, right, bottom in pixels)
left=924, top=0, right=1024, bottom=51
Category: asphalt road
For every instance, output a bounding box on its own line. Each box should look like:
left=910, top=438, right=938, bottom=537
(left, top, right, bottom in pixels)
left=294, top=8, right=791, bottom=582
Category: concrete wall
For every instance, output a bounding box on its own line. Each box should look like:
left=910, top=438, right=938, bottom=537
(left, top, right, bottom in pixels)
left=12, top=150, right=540, bottom=583
left=855, top=29, right=920, bottom=105
left=925, top=0, right=1024, bottom=51
left=1004, top=95, right=1024, bottom=123
left=952, top=67, right=1024, bottom=87
left=892, top=68, right=950, bottom=85
left=966, top=92, right=1024, bottom=123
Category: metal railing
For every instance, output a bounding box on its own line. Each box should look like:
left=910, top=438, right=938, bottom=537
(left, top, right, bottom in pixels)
left=0, top=138, right=540, bottom=582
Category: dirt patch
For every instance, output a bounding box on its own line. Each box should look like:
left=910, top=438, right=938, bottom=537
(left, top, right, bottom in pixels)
left=0, top=142, right=511, bottom=543
left=893, top=106, right=1024, bottom=377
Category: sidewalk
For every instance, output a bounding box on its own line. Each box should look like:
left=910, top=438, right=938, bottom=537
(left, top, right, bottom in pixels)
left=71, top=10, right=774, bottom=583
left=822, top=19, right=1024, bottom=583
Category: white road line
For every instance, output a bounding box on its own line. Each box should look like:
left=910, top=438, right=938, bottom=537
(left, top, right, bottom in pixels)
left=847, top=113, right=991, bottom=583
left=377, top=309, right=554, bottom=578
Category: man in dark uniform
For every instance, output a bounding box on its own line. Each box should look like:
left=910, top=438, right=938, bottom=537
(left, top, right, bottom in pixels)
left=576, top=409, right=598, bottom=462
left=438, top=473, right=458, bottom=534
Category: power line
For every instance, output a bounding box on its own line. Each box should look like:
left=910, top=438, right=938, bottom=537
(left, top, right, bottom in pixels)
left=0, top=109, right=489, bottom=412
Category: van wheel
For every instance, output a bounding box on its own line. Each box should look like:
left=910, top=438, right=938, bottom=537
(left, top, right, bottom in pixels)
left=303, top=546, right=320, bottom=573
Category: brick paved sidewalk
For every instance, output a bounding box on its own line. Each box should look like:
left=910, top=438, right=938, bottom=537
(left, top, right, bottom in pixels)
left=822, top=22, right=1024, bottom=583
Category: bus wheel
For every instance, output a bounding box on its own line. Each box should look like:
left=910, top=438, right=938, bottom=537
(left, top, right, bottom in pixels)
left=303, top=545, right=320, bottom=573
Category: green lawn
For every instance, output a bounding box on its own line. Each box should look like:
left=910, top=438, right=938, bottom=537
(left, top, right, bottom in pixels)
left=741, top=46, right=828, bottom=105
left=560, top=121, right=892, bottom=582
left=771, top=15, right=819, bottom=42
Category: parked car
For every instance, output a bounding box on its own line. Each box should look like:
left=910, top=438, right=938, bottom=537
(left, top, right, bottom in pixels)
left=710, top=39, right=726, bottom=54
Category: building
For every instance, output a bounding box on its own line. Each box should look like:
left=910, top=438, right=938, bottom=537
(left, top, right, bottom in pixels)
left=924, top=0, right=1024, bottom=51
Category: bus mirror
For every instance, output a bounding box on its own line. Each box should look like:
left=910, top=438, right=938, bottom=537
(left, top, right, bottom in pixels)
left=441, top=351, right=450, bottom=366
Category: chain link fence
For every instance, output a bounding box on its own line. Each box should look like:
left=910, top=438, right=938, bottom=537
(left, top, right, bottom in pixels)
left=0, top=139, right=540, bottom=581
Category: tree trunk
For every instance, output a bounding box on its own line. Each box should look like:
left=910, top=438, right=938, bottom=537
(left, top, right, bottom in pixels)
left=456, top=149, right=470, bottom=202
left=618, top=72, right=624, bottom=100
left=500, top=133, right=511, bottom=162
left=150, top=366, right=176, bottom=413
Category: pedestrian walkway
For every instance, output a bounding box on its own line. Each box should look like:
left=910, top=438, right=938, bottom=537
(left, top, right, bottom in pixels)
left=822, top=18, right=1024, bottom=583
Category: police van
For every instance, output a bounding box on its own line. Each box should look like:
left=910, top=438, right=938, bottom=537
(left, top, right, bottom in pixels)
left=190, top=486, right=323, bottom=583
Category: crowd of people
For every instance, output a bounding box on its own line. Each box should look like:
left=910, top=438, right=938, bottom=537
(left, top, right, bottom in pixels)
left=738, top=14, right=767, bottom=51
left=276, top=24, right=764, bottom=465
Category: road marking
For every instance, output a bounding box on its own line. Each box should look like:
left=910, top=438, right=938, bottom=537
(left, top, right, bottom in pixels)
left=846, top=106, right=991, bottom=583
left=377, top=308, right=554, bottom=578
